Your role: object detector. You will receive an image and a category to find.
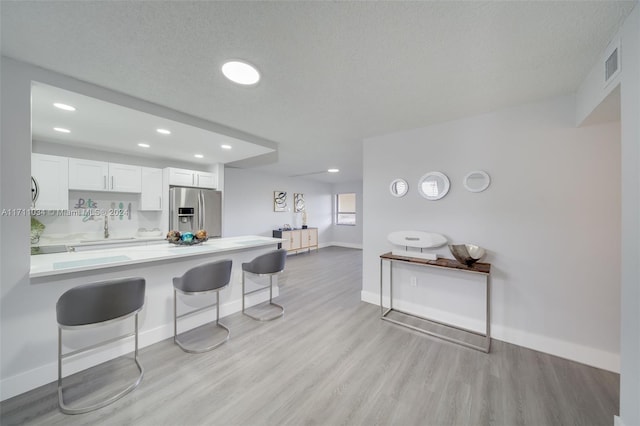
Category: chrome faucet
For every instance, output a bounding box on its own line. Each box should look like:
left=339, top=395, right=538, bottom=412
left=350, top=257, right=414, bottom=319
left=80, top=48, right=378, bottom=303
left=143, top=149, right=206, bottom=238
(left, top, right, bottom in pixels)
left=104, top=215, right=109, bottom=239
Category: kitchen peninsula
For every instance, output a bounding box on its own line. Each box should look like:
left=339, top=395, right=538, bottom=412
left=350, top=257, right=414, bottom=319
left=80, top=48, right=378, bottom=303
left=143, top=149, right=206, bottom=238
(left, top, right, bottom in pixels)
left=31, top=235, right=280, bottom=277
left=16, top=235, right=283, bottom=398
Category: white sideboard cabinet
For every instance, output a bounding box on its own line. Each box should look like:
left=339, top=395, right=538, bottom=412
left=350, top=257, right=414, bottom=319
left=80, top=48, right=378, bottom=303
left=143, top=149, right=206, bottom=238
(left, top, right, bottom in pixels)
left=272, top=228, right=318, bottom=254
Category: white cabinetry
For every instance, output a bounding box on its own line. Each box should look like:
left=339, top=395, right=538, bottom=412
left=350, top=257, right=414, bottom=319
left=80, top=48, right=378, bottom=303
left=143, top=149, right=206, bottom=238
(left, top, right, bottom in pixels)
left=68, top=158, right=141, bottom=193
left=140, top=167, right=164, bottom=211
left=195, top=171, right=216, bottom=189
left=109, top=163, right=142, bottom=193
left=31, top=153, right=69, bottom=210
left=68, top=158, right=108, bottom=191
left=167, top=167, right=217, bottom=189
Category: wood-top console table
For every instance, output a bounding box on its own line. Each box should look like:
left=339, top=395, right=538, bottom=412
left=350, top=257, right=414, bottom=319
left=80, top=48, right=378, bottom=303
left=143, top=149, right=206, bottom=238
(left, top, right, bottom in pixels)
left=379, top=252, right=492, bottom=353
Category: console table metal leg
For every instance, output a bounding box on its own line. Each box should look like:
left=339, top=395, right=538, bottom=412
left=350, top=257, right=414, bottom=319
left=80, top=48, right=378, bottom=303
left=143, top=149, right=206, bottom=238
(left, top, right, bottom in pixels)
left=389, top=259, right=393, bottom=311
left=379, top=255, right=492, bottom=353
left=379, top=258, right=383, bottom=315
left=485, top=274, right=491, bottom=353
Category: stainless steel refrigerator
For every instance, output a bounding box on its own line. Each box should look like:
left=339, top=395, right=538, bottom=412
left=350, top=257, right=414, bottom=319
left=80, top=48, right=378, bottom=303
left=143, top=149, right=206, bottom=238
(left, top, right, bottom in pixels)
left=169, top=187, right=222, bottom=237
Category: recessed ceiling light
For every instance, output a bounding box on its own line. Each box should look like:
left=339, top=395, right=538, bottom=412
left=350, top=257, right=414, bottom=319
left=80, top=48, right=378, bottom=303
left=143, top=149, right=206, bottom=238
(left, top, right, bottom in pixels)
left=194, top=154, right=204, bottom=159
left=221, top=60, right=260, bottom=85
left=53, top=127, right=70, bottom=133
left=138, top=143, right=150, bottom=148
left=156, top=128, right=171, bottom=135
left=53, top=103, right=76, bottom=111
left=221, top=144, right=232, bottom=150
left=328, top=168, right=340, bottom=173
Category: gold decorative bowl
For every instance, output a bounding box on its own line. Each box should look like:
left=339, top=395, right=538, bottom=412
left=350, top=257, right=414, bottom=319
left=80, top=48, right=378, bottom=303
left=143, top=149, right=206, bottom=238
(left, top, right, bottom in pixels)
left=448, top=244, right=486, bottom=266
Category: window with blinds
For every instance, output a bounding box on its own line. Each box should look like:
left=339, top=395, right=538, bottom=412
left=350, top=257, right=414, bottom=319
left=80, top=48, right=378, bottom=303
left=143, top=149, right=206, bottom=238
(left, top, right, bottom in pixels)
left=336, top=193, right=356, bottom=225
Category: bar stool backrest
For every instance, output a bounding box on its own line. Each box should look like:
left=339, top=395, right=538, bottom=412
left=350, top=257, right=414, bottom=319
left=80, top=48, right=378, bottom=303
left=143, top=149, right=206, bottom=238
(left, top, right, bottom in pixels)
left=56, top=277, right=146, bottom=327
left=242, top=249, right=287, bottom=275
left=173, top=259, right=233, bottom=293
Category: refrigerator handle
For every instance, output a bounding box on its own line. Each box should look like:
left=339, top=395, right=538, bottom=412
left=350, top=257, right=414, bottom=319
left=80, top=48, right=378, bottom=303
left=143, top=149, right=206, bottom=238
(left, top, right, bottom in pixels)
left=199, top=191, right=205, bottom=230
left=169, top=188, right=175, bottom=230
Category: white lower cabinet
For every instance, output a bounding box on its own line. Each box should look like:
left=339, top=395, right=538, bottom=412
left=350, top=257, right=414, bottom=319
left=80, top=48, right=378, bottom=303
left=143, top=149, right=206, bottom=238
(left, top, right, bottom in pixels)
left=140, top=167, right=164, bottom=211
left=31, top=153, right=69, bottom=210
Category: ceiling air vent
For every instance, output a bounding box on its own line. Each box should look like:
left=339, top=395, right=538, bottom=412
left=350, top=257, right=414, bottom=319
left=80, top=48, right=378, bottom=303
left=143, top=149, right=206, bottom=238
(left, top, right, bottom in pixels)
left=604, top=39, right=620, bottom=86
left=605, top=48, right=618, bottom=82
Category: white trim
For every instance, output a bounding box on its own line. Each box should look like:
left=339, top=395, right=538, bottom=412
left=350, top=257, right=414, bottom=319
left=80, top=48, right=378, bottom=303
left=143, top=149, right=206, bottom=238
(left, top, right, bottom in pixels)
left=361, top=290, right=620, bottom=373
left=328, top=242, right=363, bottom=250
left=614, top=415, right=626, bottom=426
left=0, top=288, right=274, bottom=401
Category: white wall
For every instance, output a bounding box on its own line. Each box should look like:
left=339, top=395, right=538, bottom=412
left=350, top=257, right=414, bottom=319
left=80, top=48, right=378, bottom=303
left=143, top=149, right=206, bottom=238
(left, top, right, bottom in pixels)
left=331, top=181, right=363, bottom=248
left=362, top=95, right=622, bottom=372
left=618, top=4, right=640, bottom=426
left=576, top=33, right=622, bottom=126
left=223, top=167, right=333, bottom=244
left=1, top=58, right=34, bottom=401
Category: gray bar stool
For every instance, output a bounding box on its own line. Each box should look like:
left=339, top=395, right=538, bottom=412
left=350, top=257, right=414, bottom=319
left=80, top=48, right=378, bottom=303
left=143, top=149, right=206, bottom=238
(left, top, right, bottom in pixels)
left=242, top=249, right=287, bottom=321
left=56, top=277, right=146, bottom=415
left=173, top=259, right=233, bottom=353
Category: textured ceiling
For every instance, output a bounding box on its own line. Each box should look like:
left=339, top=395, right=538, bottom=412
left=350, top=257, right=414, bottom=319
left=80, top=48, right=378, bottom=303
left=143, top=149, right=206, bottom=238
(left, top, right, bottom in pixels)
left=1, top=1, right=635, bottom=183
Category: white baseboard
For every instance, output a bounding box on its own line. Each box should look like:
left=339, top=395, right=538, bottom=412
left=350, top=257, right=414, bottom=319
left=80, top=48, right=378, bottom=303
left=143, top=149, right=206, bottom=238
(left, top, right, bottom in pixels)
left=324, top=242, right=363, bottom=250
left=0, top=289, right=275, bottom=401
left=362, top=290, right=486, bottom=333
left=614, top=415, right=626, bottom=426
left=361, top=290, right=620, bottom=373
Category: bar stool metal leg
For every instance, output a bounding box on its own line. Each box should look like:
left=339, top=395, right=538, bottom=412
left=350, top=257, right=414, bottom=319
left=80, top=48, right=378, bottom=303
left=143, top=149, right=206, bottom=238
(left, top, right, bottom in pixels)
left=242, top=272, right=285, bottom=321
left=174, top=288, right=230, bottom=353
left=57, top=313, right=144, bottom=415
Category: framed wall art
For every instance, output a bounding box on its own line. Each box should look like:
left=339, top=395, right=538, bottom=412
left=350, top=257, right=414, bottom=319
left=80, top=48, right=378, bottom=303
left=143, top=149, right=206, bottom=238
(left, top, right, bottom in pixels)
left=294, top=193, right=305, bottom=212
left=274, top=191, right=288, bottom=212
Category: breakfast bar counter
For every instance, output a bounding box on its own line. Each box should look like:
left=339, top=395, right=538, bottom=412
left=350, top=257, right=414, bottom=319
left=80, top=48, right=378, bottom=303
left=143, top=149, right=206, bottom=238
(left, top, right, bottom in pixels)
left=30, top=235, right=284, bottom=278
left=8, top=235, right=285, bottom=400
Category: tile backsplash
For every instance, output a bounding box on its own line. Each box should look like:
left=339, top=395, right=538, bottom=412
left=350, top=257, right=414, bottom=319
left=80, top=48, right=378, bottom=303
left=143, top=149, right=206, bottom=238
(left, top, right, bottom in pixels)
left=36, top=191, right=162, bottom=239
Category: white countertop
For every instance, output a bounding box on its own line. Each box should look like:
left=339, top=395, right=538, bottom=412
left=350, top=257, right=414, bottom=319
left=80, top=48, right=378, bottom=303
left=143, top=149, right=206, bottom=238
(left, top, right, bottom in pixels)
left=33, top=233, right=165, bottom=248
left=30, top=235, right=284, bottom=278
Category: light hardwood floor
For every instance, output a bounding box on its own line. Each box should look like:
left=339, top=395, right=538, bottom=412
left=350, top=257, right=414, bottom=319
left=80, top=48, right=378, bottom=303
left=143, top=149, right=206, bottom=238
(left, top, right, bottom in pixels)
left=1, top=247, right=619, bottom=425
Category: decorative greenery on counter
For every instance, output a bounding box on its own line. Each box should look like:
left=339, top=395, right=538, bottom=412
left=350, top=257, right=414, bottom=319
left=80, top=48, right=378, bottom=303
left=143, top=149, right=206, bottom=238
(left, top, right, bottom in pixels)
left=31, top=216, right=46, bottom=254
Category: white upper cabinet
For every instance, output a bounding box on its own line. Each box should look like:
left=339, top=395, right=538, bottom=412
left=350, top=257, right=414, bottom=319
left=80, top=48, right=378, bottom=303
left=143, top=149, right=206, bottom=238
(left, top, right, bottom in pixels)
left=68, top=158, right=141, bottom=193
left=140, top=167, right=164, bottom=211
left=68, top=158, right=108, bottom=191
left=195, top=171, right=216, bottom=189
left=167, top=167, right=217, bottom=189
left=168, top=168, right=195, bottom=187
left=31, top=153, right=69, bottom=210
left=109, top=162, right=142, bottom=193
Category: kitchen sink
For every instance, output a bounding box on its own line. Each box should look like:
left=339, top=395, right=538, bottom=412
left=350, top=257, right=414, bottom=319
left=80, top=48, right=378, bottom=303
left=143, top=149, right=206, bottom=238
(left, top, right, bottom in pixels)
left=32, top=245, right=69, bottom=255
left=79, top=237, right=136, bottom=243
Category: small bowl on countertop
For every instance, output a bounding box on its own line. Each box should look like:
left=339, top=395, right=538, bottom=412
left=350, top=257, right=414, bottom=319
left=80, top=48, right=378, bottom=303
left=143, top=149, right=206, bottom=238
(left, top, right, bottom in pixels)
left=448, top=244, right=486, bottom=266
